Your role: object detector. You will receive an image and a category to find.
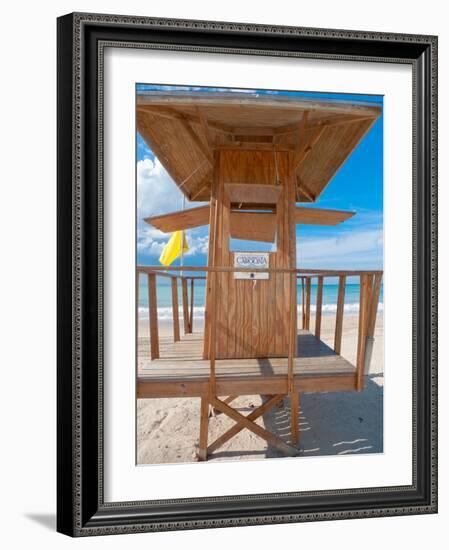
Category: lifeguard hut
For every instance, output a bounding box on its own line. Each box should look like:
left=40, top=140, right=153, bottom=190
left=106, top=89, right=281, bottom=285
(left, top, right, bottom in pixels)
left=137, top=91, right=383, bottom=460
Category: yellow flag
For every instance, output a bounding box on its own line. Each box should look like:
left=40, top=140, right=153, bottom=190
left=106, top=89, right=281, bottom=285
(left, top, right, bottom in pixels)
left=159, top=231, right=189, bottom=266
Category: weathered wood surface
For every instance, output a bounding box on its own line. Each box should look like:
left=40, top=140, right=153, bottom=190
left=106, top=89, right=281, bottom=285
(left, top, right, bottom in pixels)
left=144, top=205, right=210, bottom=232
left=225, top=183, right=282, bottom=205
left=229, top=211, right=277, bottom=243
left=138, top=330, right=357, bottom=398
left=137, top=91, right=381, bottom=203
left=295, top=206, right=355, bottom=225
left=206, top=150, right=296, bottom=360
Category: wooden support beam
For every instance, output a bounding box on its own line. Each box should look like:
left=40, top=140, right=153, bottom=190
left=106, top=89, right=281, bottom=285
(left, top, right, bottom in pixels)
left=147, top=273, right=159, bottom=360
left=180, top=116, right=214, bottom=166
left=288, top=273, right=297, bottom=394
left=198, top=397, right=209, bottom=461
left=207, top=395, right=284, bottom=453
left=334, top=275, right=346, bottom=354
left=363, top=273, right=382, bottom=376
left=356, top=274, right=372, bottom=391
left=305, top=277, right=311, bottom=330
left=196, top=106, right=214, bottom=151
left=215, top=143, right=295, bottom=152
left=297, top=178, right=316, bottom=202
left=209, top=396, right=298, bottom=457
left=315, top=276, right=323, bottom=339
left=290, top=392, right=300, bottom=446
left=292, top=110, right=310, bottom=153
left=189, top=278, right=195, bottom=333
left=171, top=277, right=180, bottom=343
left=367, top=273, right=383, bottom=337
left=292, top=125, right=326, bottom=173
left=182, top=277, right=191, bottom=334
left=137, top=104, right=233, bottom=134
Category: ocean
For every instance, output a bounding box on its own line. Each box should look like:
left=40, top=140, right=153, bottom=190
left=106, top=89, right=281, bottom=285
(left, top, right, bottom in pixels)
left=138, top=279, right=383, bottom=321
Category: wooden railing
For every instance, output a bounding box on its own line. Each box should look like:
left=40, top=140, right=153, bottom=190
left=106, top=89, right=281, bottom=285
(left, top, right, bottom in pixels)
left=137, top=265, right=382, bottom=391
left=136, top=268, right=206, bottom=360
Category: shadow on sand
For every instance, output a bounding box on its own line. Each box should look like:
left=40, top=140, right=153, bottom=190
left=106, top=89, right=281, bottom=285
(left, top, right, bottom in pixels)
left=261, top=374, right=383, bottom=458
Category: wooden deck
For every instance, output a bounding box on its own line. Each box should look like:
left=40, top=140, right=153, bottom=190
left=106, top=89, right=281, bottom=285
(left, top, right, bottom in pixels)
left=137, top=330, right=357, bottom=398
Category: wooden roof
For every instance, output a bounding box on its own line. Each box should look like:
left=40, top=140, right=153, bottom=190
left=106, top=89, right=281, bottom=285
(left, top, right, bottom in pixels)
left=137, top=91, right=381, bottom=203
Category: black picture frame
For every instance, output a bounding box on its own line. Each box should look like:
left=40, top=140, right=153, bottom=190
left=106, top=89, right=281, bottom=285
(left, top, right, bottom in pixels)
left=57, top=12, right=438, bottom=536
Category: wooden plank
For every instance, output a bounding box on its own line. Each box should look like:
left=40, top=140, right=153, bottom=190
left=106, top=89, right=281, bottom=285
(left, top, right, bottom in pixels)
left=144, top=205, right=210, bottom=233
left=137, top=374, right=356, bottom=399
left=315, top=276, right=323, bottom=339
left=290, top=392, right=300, bottom=446
left=198, top=397, right=209, bottom=461
left=137, top=93, right=381, bottom=117
left=171, top=277, right=180, bottom=342
left=147, top=274, right=159, bottom=360
left=334, top=275, right=346, bottom=354
left=209, top=396, right=298, bottom=457
left=181, top=278, right=191, bottom=334
left=295, top=206, right=355, bottom=225
left=225, top=183, right=282, bottom=205
left=208, top=394, right=284, bottom=453
left=138, top=265, right=382, bottom=276
left=229, top=211, right=277, bottom=242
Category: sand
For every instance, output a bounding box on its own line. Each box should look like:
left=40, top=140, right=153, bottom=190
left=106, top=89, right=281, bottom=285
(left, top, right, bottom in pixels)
left=137, top=314, right=383, bottom=464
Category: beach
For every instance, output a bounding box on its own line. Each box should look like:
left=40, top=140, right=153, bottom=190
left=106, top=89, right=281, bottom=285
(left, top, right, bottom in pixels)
left=137, top=313, right=383, bottom=465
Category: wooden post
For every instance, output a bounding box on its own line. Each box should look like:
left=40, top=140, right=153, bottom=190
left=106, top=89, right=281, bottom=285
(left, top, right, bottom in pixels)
left=334, top=275, right=346, bottom=354
left=171, top=277, right=180, bottom=343
left=181, top=277, right=191, bottom=334
left=287, top=272, right=297, bottom=392
left=198, top=397, right=209, bottom=461
left=363, top=273, right=382, bottom=375
left=288, top=272, right=299, bottom=445
left=147, top=273, right=159, bottom=360
left=315, top=276, right=323, bottom=339
left=301, top=277, right=305, bottom=329
left=305, top=277, right=311, bottom=330
left=209, top=270, right=218, bottom=396
left=189, top=278, right=195, bottom=333
left=356, top=274, right=372, bottom=390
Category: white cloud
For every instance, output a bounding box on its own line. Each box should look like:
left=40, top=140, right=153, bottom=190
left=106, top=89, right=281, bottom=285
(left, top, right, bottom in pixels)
left=297, top=228, right=383, bottom=269
left=137, top=159, right=210, bottom=258
left=137, top=157, right=185, bottom=222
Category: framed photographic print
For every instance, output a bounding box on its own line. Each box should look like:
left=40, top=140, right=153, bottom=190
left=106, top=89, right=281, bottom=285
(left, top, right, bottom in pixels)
left=57, top=12, right=438, bottom=536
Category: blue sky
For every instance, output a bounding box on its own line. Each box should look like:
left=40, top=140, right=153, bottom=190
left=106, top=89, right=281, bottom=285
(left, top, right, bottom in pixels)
left=136, top=85, right=383, bottom=270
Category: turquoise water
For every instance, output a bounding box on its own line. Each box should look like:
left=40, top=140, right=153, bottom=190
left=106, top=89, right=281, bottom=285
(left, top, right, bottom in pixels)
left=138, top=278, right=383, bottom=320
